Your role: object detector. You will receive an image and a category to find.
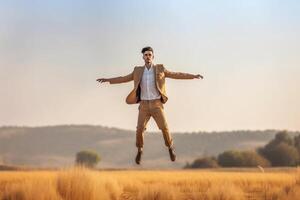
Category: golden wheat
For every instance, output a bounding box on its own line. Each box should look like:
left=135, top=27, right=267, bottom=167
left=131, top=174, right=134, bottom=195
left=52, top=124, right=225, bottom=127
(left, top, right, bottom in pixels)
left=0, top=167, right=299, bottom=200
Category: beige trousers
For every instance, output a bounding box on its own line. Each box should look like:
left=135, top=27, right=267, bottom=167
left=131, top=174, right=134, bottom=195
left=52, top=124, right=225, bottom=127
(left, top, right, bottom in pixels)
left=136, top=99, right=173, bottom=149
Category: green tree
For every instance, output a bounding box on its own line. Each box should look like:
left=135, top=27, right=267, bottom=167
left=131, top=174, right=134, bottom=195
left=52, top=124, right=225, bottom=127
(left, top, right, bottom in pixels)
left=75, top=150, right=101, bottom=168
left=260, top=142, right=299, bottom=166
left=239, top=151, right=270, bottom=167
left=258, top=131, right=299, bottom=166
left=263, top=131, right=293, bottom=150
left=185, top=156, right=219, bottom=168
left=275, top=131, right=293, bottom=145
left=294, top=135, right=300, bottom=153
left=218, top=150, right=270, bottom=167
left=218, top=150, right=243, bottom=167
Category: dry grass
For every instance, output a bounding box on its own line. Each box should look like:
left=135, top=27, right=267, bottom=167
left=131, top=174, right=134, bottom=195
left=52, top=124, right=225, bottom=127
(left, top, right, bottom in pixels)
left=0, top=167, right=300, bottom=200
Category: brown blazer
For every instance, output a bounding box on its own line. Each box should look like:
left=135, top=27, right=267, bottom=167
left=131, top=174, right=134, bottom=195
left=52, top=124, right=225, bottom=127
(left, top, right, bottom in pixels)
left=109, top=64, right=195, bottom=104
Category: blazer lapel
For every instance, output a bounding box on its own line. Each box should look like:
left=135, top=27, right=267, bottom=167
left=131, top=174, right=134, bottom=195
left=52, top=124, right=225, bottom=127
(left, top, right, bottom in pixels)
left=136, top=64, right=157, bottom=85
left=135, top=66, right=145, bottom=87
left=154, top=64, right=157, bottom=83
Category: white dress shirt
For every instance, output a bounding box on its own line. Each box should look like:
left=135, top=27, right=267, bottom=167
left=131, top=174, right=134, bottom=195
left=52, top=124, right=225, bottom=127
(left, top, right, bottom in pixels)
left=140, top=64, right=161, bottom=100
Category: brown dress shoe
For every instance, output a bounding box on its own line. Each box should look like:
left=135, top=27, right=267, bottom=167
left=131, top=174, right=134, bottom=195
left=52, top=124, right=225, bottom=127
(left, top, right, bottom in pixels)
left=135, top=151, right=143, bottom=165
left=168, top=147, right=176, bottom=161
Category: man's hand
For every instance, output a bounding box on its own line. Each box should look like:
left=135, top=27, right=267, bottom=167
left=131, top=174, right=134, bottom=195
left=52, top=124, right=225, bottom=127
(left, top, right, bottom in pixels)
left=194, top=74, right=204, bottom=79
left=96, top=78, right=110, bottom=83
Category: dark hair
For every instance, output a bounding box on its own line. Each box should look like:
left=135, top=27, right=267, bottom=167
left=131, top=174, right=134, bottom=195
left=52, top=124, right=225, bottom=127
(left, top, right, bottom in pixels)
left=141, top=46, right=153, bottom=54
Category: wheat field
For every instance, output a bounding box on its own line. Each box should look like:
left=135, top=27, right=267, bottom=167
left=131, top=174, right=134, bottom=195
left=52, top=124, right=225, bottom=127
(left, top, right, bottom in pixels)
left=0, top=167, right=299, bottom=200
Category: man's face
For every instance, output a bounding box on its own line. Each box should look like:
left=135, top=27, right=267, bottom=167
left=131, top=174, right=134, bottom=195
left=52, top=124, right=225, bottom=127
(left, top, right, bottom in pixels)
left=143, top=51, right=154, bottom=64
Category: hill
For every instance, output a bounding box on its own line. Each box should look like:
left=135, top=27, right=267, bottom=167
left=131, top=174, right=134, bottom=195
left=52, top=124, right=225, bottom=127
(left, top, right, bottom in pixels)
left=0, top=125, right=298, bottom=168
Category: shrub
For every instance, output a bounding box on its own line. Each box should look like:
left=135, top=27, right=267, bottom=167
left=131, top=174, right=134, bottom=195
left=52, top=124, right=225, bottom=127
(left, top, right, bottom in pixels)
left=259, top=142, right=299, bottom=166
left=218, top=150, right=270, bottom=167
left=185, top=157, right=219, bottom=168
left=75, top=150, right=101, bottom=168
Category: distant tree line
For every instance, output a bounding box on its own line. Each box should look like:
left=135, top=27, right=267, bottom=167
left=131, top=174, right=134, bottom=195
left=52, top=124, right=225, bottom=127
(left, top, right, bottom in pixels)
left=185, top=131, right=300, bottom=168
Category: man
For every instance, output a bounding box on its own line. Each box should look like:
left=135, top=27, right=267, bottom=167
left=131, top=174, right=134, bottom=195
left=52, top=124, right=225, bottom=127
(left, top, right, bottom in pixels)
left=96, top=46, right=203, bottom=165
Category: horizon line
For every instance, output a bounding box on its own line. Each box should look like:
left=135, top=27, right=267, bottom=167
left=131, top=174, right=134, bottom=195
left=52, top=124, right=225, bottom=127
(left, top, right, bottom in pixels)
left=0, top=123, right=299, bottom=134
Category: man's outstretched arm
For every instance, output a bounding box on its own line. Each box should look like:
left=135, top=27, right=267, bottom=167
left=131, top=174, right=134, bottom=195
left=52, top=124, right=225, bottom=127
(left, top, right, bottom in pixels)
left=163, top=66, right=204, bottom=80
left=96, top=69, right=134, bottom=84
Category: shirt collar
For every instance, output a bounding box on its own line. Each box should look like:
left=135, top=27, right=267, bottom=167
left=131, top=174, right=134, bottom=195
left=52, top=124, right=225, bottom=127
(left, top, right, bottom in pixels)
left=144, top=63, right=154, bottom=71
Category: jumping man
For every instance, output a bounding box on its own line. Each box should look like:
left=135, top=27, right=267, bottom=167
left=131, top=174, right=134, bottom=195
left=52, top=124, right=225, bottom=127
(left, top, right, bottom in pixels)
left=96, top=46, right=204, bottom=165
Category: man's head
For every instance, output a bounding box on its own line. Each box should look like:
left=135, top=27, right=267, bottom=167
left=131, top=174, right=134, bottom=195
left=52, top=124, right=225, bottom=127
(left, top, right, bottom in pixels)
left=141, top=46, right=154, bottom=65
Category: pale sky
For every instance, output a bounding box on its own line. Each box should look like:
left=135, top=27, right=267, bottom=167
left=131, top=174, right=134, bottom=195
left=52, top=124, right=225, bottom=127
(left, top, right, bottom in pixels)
left=0, top=0, right=299, bottom=132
